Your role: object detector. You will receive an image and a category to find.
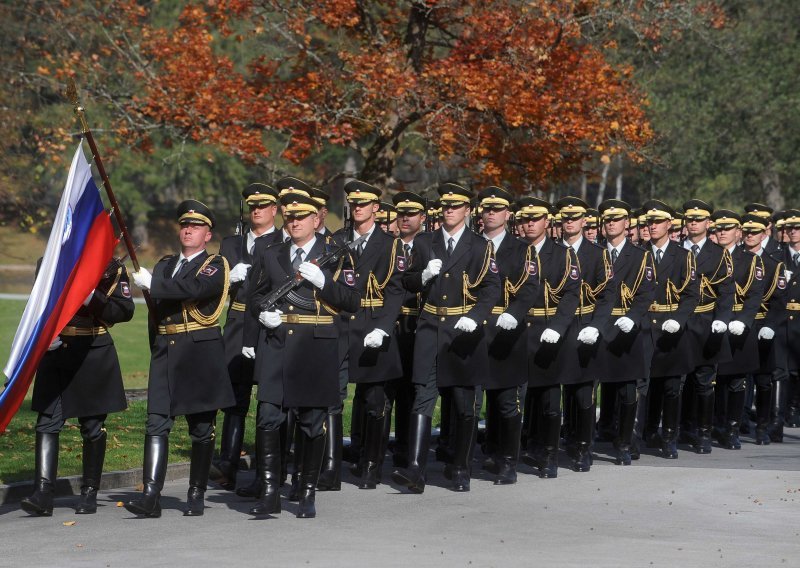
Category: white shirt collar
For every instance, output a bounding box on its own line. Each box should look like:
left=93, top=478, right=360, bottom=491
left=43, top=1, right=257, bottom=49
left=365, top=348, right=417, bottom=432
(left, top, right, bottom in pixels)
left=607, top=240, right=626, bottom=257
left=247, top=226, right=275, bottom=252
left=533, top=237, right=547, bottom=255
left=563, top=235, right=583, bottom=251
left=442, top=224, right=467, bottom=249
left=652, top=241, right=669, bottom=256
left=684, top=237, right=707, bottom=251
left=483, top=230, right=506, bottom=252
left=174, top=249, right=205, bottom=276
left=290, top=236, right=317, bottom=260
left=354, top=223, right=377, bottom=242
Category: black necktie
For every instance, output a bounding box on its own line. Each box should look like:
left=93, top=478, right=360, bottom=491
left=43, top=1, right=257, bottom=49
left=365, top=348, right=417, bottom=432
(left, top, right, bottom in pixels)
left=611, top=248, right=618, bottom=264
left=656, top=249, right=663, bottom=264
left=793, top=252, right=800, bottom=268
left=172, top=258, right=187, bottom=279
left=691, top=244, right=700, bottom=257
left=403, top=243, right=412, bottom=261
left=357, top=240, right=365, bottom=258
left=446, top=237, right=455, bottom=257
left=292, top=249, right=304, bottom=272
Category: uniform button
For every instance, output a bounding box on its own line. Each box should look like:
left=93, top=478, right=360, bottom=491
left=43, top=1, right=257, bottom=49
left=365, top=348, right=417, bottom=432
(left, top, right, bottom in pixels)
left=440, top=317, right=445, bottom=322
left=169, top=340, right=175, bottom=345
left=356, top=273, right=360, bottom=278
left=166, top=317, right=172, bottom=322
left=527, top=322, right=531, bottom=327
left=288, top=329, right=294, bottom=335
left=62, top=343, right=68, bottom=349
left=442, top=295, right=447, bottom=300
left=350, top=315, right=356, bottom=320
left=288, top=305, right=294, bottom=311
left=652, top=319, right=657, bottom=324
left=790, top=316, right=795, bottom=321
left=444, top=273, right=450, bottom=278
left=483, top=320, right=487, bottom=325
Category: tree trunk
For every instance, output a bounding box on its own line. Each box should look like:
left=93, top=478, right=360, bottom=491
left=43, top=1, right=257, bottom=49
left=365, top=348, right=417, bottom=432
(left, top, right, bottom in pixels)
left=761, top=170, right=784, bottom=211
left=580, top=174, right=587, bottom=201
left=595, top=161, right=610, bottom=207
left=614, top=155, right=623, bottom=200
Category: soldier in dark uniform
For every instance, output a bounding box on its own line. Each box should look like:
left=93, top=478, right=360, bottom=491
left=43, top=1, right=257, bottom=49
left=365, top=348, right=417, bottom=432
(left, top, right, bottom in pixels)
left=247, top=191, right=360, bottom=518
left=741, top=213, right=789, bottom=444
left=325, top=180, right=405, bottom=491
left=678, top=200, right=735, bottom=454
left=20, top=258, right=135, bottom=516
left=780, top=211, right=800, bottom=429
left=392, top=183, right=500, bottom=493
left=211, top=183, right=282, bottom=491
left=595, top=199, right=655, bottom=465
left=516, top=197, right=579, bottom=479
left=477, top=187, right=538, bottom=485
left=377, top=201, right=399, bottom=236
left=554, top=197, right=617, bottom=472
left=386, top=191, right=428, bottom=468
left=641, top=200, right=700, bottom=459
left=583, top=208, right=600, bottom=244
left=744, top=203, right=783, bottom=255
left=311, top=186, right=333, bottom=237
left=126, top=200, right=235, bottom=517
left=711, top=211, right=764, bottom=449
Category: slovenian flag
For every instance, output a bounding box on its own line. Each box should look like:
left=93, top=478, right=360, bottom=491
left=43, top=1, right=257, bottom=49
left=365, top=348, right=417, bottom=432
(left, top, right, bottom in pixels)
left=1, top=143, right=116, bottom=433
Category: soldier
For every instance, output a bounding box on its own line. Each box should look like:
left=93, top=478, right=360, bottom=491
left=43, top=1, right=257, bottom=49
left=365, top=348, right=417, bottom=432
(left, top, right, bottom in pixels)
left=211, top=183, right=282, bottom=492
left=377, top=201, right=399, bottom=237
left=679, top=200, right=735, bottom=455
left=386, top=191, right=428, bottom=468
left=780, top=210, right=800, bottom=428
left=669, top=214, right=684, bottom=242
left=322, top=180, right=405, bottom=491
left=641, top=200, right=700, bottom=459
left=20, top=258, right=135, bottom=516
left=711, top=211, right=764, bottom=449
left=741, top=213, right=788, bottom=443
left=595, top=199, right=655, bottom=465
left=392, top=182, right=500, bottom=493
left=744, top=203, right=782, bottom=255
left=583, top=208, right=600, bottom=244
left=477, top=187, right=538, bottom=485
left=310, top=186, right=333, bottom=236
left=638, top=214, right=651, bottom=246
left=516, top=197, right=579, bottom=478
left=127, top=200, right=235, bottom=517
left=245, top=190, right=360, bottom=518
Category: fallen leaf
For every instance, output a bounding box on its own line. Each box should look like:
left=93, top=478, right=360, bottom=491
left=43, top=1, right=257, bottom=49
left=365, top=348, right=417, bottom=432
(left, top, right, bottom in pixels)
left=63, top=521, right=76, bottom=526
left=117, top=501, right=124, bottom=507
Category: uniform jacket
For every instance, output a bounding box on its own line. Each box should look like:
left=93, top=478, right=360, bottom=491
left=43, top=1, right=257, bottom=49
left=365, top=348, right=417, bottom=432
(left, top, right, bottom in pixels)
left=147, top=251, right=235, bottom=416
left=249, top=237, right=361, bottom=408
left=32, top=260, right=134, bottom=418
left=781, top=246, right=800, bottom=371
left=403, top=228, right=501, bottom=387
left=754, top=249, right=789, bottom=374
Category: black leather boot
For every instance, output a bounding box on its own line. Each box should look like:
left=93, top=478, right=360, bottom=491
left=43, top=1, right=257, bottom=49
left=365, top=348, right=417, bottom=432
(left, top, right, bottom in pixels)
left=755, top=383, right=772, bottom=445
left=75, top=431, right=106, bottom=514
left=391, top=414, right=431, bottom=494
left=235, top=430, right=262, bottom=499
left=769, top=379, right=785, bottom=443
left=317, top=413, right=342, bottom=491
left=21, top=432, right=59, bottom=516
left=693, top=392, right=714, bottom=454
left=435, top=392, right=454, bottom=464
left=125, top=435, right=168, bottom=517
left=596, top=384, right=617, bottom=442
left=249, top=428, right=282, bottom=515
left=289, top=425, right=303, bottom=501
left=342, top=397, right=364, bottom=464
left=786, top=374, right=800, bottom=427
left=572, top=404, right=594, bottom=473
left=297, top=432, right=326, bottom=519
left=644, top=386, right=664, bottom=449
left=539, top=413, right=561, bottom=479
left=450, top=415, right=476, bottom=492
left=210, top=413, right=244, bottom=491
left=185, top=440, right=214, bottom=516
left=615, top=401, right=637, bottom=466
left=279, top=412, right=293, bottom=487
left=494, top=414, right=521, bottom=485
left=661, top=394, right=680, bottom=459
left=481, top=397, right=500, bottom=473
left=719, top=389, right=744, bottom=450
left=357, top=414, right=385, bottom=489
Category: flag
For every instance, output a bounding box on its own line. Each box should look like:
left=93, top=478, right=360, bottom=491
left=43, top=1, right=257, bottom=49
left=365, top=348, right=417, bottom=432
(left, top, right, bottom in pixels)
left=1, top=143, right=115, bottom=433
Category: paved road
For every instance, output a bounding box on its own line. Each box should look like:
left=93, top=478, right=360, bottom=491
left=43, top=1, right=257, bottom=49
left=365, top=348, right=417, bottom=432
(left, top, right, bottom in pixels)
left=1, top=434, right=799, bottom=568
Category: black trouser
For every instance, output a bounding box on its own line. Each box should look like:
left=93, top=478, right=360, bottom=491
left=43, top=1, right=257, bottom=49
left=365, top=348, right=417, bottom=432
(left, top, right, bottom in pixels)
left=146, top=411, right=216, bottom=442
left=526, top=384, right=561, bottom=446
left=257, top=402, right=326, bottom=438
left=646, top=375, right=684, bottom=434
left=485, top=385, right=526, bottom=419
left=714, top=374, right=746, bottom=426
left=224, top=381, right=255, bottom=417
left=355, top=382, right=388, bottom=419
left=36, top=397, right=106, bottom=442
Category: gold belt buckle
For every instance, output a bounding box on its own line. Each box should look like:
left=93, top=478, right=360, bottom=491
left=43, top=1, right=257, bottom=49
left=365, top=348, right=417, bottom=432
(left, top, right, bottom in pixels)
left=436, top=307, right=448, bottom=316
left=285, top=314, right=300, bottom=324
left=164, top=324, right=178, bottom=334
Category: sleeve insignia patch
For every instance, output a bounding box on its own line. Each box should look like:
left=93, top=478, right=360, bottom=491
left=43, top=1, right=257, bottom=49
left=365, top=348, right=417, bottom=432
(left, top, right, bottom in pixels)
left=755, top=266, right=764, bottom=280
left=489, top=258, right=499, bottom=273
left=396, top=256, right=407, bottom=272
left=777, top=275, right=787, bottom=289
left=525, top=260, right=538, bottom=277
left=343, top=269, right=355, bottom=286
left=200, top=266, right=218, bottom=277
left=645, top=266, right=654, bottom=281
left=570, top=266, right=580, bottom=280
left=121, top=283, right=131, bottom=298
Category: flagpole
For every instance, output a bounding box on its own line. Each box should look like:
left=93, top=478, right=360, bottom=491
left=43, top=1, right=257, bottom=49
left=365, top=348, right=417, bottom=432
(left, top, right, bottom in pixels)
left=65, top=78, right=154, bottom=314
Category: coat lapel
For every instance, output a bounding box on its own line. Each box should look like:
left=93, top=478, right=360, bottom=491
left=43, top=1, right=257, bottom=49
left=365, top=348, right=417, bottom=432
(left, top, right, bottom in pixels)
left=659, top=241, right=678, bottom=275
left=278, top=242, right=293, bottom=277
left=356, top=228, right=384, bottom=270
left=432, top=229, right=447, bottom=261
left=443, top=229, right=472, bottom=271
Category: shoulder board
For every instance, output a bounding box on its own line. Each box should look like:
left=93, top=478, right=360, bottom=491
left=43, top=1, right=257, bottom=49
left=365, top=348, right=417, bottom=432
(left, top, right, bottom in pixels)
left=551, top=240, right=568, bottom=251
left=159, top=254, right=177, bottom=262
left=588, top=241, right=606, bottom=251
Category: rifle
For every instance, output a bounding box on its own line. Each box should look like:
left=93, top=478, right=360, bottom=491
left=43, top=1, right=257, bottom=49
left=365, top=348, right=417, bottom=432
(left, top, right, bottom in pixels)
left=236, top=198, right=247, bottom=258
left=343, top=200, right=354, bottom=240
left=258, top=237, right=364, bottom=312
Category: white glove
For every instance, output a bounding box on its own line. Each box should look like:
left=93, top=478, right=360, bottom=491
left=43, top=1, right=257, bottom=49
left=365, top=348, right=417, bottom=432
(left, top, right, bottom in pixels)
left=364, top=328, right=389, bottom=348
left=421, top=259, right=443, bottom=285
left=82, top=289, right=95, bottom=306
left=711, top=320, right=728, bottom=334
left=540, top=328, right=561, bottom=343
left=298, top=261, right=325, bottom=289
left=229, top=263, right=251, bottom=284
left=661, top=319, right=680, bottom=334
left=577, top=326, right=600, bottom=345
left=47, top=337, right=63, bottom=351
left=758, top=327, right=775, bottom=340
left=259, top=309, right=283, bottom=329
left=132, top=268, right=152, bottom=290
left=614, top=316, right=634, bottom=333
left=454, top=317, right=478, bottom=333
left=728, top=320, right=746, bottom=336
left=496, top=313, right=518, bottom=330
left=241, top=346, right=256, bottom=359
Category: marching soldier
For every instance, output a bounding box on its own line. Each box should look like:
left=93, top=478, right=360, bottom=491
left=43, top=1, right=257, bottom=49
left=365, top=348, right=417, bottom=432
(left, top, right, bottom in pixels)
left=744, top=203, right=783, bottom=255
left=517, top=197, right=580, bottom=479
left=711, top=211, right=764, bottom=449
left=477, top=187, right=538, bottom=485
left=311, top=187, right=333, bottom=236
left=595, top=200, right=655, bottom=465
left=326, top=180, right=405, bottom=491
left=740, top=213, right=789, bottom=443
left=641, top=200, right=700, bottom=459
left=780, top=210, right=800, bottom=429
left=377, top=201, right=399, bottom=236
left=21, top=258, right=135, bottom=516
left=386, top=191, right=428, bottom=468
left=127, top=200, right=235, bottom=517
left=246, top=190, right=360, bottom=518
left=392, top=183, right=500, bottom=493
left=583, top=208, right=600, bottom=244
left=679, top=200, right=735, bottom=455
left=212, top=183, right=282, bottom=491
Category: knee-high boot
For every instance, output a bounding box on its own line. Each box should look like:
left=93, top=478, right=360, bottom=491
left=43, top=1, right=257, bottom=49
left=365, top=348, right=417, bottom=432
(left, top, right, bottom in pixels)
left=184, top=440, right=214, bottom=516
left=210, top=413, right=244, bottom=491
left=755, top=382, right=772, bottom=445
left=297, top=432, right=326, bottom=518
left=317, top=413, right=342, bottom=491
left=249, top=428, right=282, bottom=515
left=615, top=401, right=637, bottom=466
left=450, top=415, right=476, bottom=492
left=494, top=414, right=521, bottom=485
left=391, top=414, right=431, bottom=494
left=20, top=432, right=59, bottom=516
left=124, top=435, right=168, bottom=517
left=75, top=431, right=106, bottom=514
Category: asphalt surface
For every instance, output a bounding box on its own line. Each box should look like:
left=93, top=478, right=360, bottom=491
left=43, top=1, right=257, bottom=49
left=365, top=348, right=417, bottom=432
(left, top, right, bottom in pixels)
left=1, top=431, right=799, bottom=568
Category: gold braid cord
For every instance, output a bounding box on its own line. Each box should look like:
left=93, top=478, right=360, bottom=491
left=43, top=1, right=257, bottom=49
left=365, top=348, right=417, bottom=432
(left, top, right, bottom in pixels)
left=760, top=262, right=785, bottom=312
left=666, top=253, right=696, bottom=308
left=462, top=241, right=493, bottom=311
left=544, top=248, right=573, bottom=316
left=182, top=255, right=230, bottom=327
left=699, top=249, right=733, bottom=304
left=320, top=256, right=347, bottom=315
left=734, top=254, right=759, bottom=306
left=580, top=249, right=611, bottom=312
left=365, top=238, right=399, bottom=309
left=103, top=266, right=123, bottom=299
left=503, top=246, right=533, bottom=308
left=619, top=252, right=650, bottom=312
